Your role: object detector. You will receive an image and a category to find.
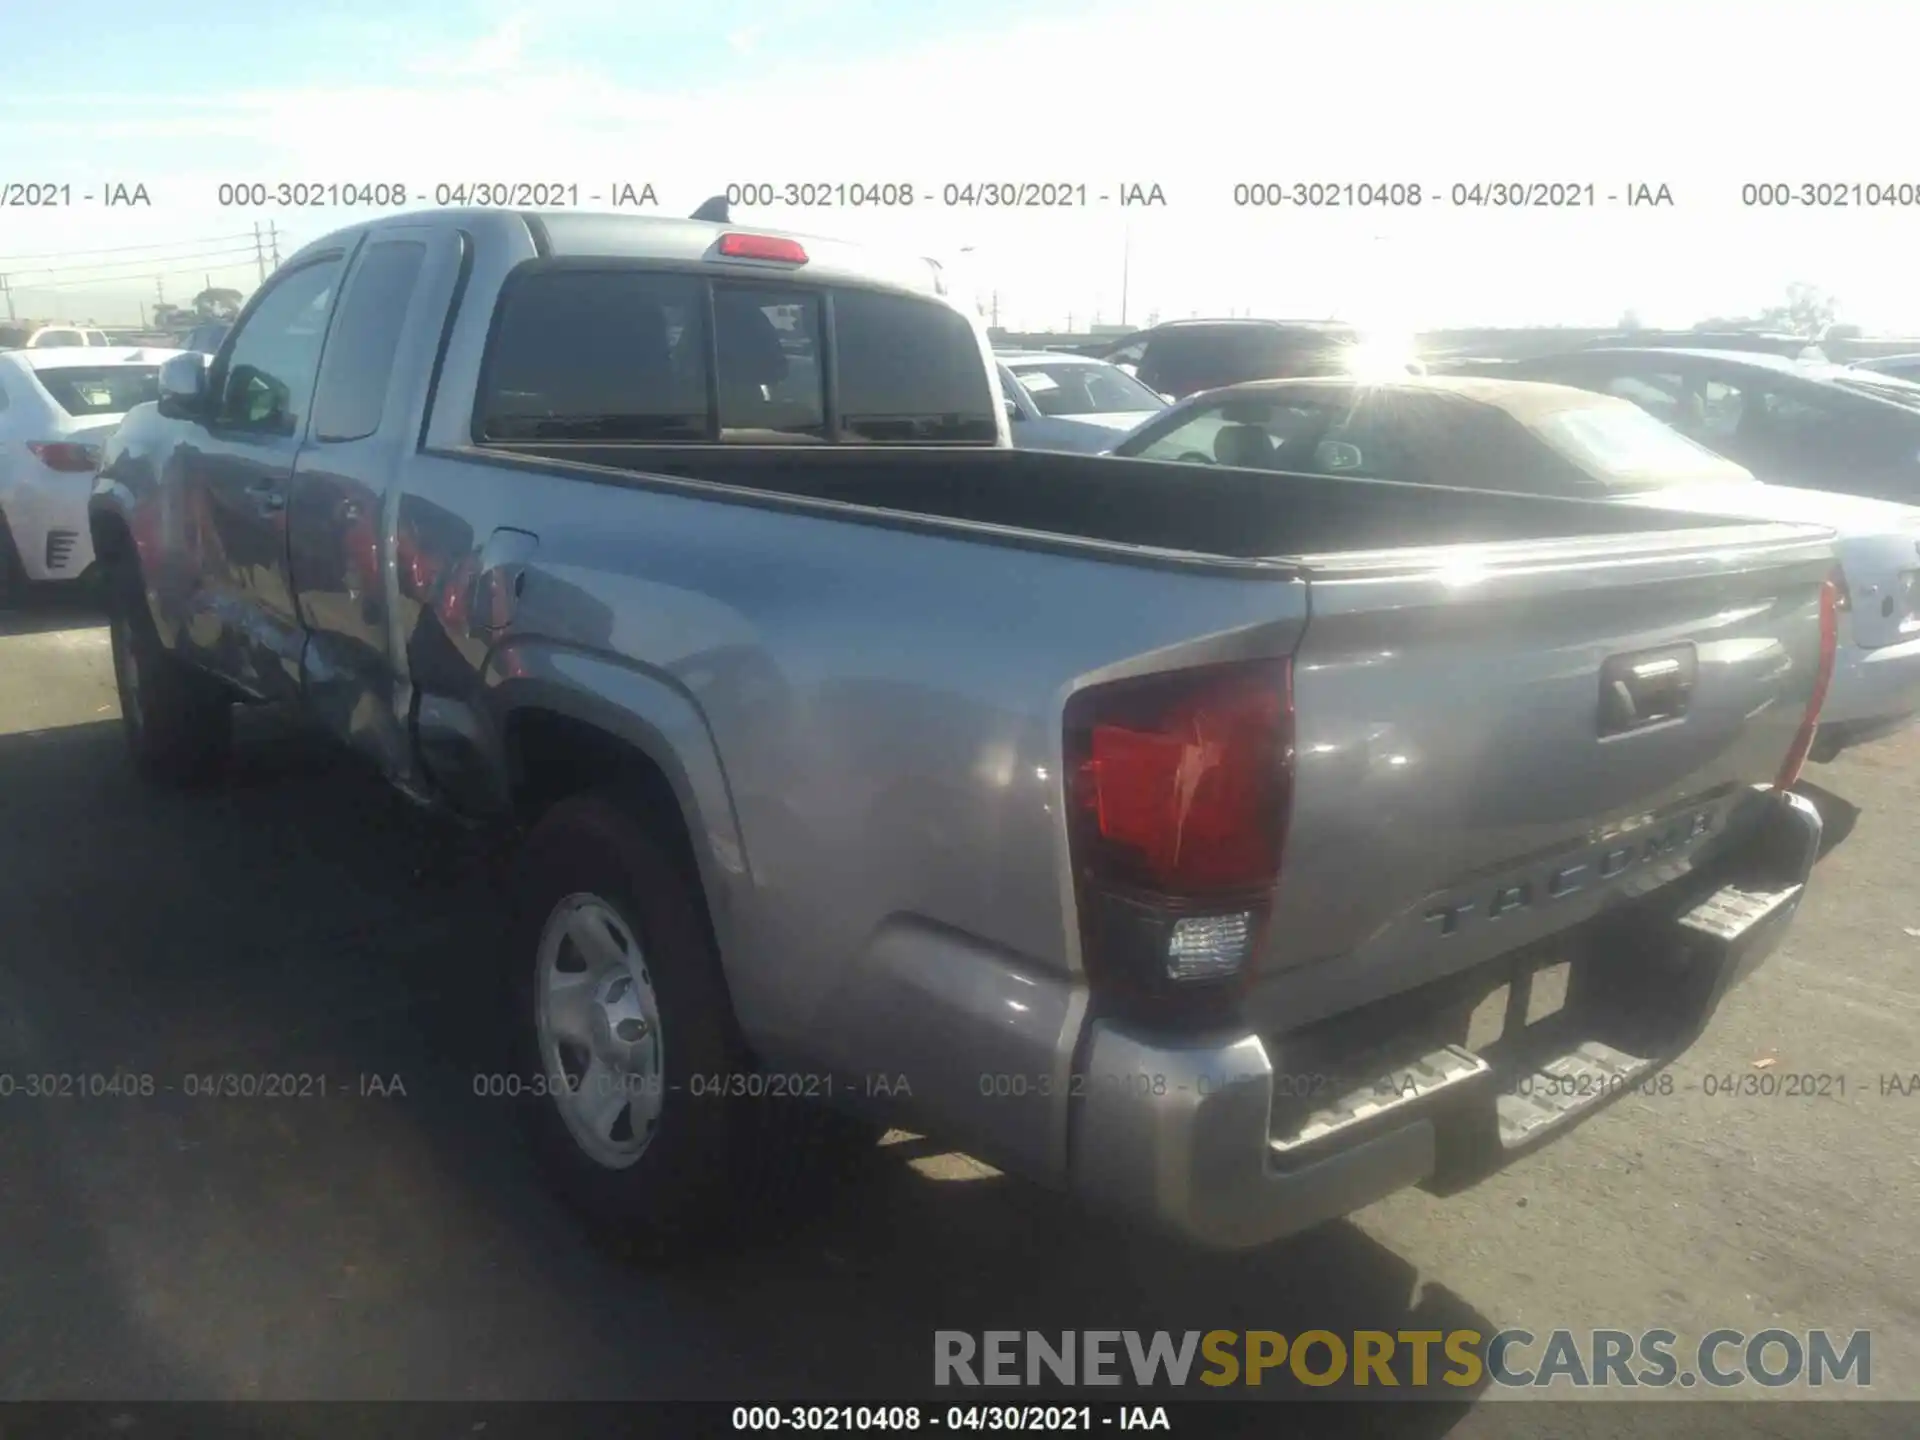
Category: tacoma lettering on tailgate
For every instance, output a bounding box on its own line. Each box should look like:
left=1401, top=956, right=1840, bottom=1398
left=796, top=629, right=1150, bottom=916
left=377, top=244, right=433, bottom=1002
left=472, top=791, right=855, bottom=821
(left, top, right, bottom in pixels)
left=1424, top=809, right=1717, bottom=938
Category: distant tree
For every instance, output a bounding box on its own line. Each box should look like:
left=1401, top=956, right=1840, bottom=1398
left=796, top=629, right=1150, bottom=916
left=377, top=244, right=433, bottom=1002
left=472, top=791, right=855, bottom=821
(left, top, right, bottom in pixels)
left=1756, top=282, right=1838, bottom=338
left=1689, top=283, right=1840, bottom=338
left=192, top=287, right=244, bottom=321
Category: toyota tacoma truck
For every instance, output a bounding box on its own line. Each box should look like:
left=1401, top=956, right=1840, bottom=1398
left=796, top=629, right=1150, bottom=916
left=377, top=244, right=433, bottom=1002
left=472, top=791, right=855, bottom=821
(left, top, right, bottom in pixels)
left=90, top=208, right=1839, bottom=1251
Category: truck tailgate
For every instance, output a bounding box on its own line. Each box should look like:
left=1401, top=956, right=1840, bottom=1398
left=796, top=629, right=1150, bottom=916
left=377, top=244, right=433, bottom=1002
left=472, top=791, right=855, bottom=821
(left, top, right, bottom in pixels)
left=1246, top=520, right=1837, bottom=1030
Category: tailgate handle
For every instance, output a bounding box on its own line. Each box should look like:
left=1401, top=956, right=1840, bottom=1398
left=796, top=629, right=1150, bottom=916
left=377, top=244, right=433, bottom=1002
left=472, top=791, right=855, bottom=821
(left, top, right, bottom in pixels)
left=1598, top=644, right=1697, bottom=737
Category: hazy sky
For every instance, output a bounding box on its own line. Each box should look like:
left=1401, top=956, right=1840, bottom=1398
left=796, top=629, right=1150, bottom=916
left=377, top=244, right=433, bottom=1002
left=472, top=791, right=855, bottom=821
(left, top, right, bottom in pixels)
left=3, top=0, right=1917, bottom=332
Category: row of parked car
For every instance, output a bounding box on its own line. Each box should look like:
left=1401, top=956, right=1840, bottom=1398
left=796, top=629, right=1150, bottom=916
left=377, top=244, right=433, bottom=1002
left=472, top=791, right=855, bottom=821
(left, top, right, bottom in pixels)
left=994, top=321, right=1920, bottom=763
left=0, top=320, right=231, bottom=600
left=0, top=202, right=1899, bottom=1258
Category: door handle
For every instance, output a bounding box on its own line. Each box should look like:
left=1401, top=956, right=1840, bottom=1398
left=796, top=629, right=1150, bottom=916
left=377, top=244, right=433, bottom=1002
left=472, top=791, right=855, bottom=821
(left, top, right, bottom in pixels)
left=246, top=480, right=286, bottom=514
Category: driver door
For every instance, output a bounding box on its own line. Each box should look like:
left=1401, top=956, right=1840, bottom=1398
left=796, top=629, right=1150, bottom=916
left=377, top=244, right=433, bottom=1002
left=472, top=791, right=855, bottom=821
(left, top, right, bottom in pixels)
left=181, top=253, right=346, bottom=698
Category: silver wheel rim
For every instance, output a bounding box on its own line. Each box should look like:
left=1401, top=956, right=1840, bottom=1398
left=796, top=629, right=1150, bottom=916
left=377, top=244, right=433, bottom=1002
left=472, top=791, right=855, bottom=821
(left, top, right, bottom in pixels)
left=113, top=613, right=145, bottom=739
left=534, top=892, right=666, bottom=1170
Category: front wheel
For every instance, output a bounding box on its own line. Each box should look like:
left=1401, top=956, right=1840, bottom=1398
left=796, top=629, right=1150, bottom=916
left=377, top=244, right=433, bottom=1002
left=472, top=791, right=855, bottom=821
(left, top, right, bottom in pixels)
left=108, top=568, right=231, bottom=785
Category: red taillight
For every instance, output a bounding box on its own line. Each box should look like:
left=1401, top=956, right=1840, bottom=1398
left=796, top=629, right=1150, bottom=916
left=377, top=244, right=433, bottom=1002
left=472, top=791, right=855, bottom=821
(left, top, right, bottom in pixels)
left=28, top=441, right=100, bottom=473
left=716, top=232, right=808, bottom=264
left=1065, top=660, right=1293, bottom=1012
left=1774, top=575, right=1841, bottom=790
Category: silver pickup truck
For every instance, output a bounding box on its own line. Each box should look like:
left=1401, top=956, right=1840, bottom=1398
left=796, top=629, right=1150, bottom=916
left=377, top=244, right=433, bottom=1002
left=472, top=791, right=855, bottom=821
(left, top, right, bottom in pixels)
left=90, top=208, right=1840, bottom=1252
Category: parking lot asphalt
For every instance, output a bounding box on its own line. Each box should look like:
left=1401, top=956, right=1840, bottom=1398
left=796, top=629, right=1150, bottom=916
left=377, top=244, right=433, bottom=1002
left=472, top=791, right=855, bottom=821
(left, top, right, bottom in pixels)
left=0, top=591, right=1915, bottom=1435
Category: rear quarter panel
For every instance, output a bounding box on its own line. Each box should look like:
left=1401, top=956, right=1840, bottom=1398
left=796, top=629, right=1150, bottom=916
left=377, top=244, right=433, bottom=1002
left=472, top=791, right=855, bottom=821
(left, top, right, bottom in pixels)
left=395, top=452, right=1309, bottom=1178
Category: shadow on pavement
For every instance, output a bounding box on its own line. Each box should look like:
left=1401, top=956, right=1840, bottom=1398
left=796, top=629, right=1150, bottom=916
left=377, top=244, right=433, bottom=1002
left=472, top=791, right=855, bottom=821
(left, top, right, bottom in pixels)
left=1793, top=780, right=1862, bottom=862
left=0, top=583, right=105, bottom=638
left=0, top=714, right=1494, bottom=1431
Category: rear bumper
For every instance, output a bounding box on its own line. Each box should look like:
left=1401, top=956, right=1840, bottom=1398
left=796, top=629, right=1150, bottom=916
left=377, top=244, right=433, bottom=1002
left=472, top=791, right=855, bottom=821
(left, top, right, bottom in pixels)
left=1813, top=632, right=1920, bottom=758
left=1066, top=787, right=1821, bottom=1250
left=0, top=475, right=97, bottom=583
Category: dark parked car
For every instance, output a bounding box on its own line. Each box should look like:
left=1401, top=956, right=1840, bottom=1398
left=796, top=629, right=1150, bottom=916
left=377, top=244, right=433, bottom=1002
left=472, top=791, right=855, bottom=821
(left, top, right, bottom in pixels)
left=1578, top=331, right=1822, bottom=359
left=1851, top=353, right=1920, bottom=383
left=1500, top=347, right=1920, bottom=503
left=1083, top=318, right=1409, bottom=400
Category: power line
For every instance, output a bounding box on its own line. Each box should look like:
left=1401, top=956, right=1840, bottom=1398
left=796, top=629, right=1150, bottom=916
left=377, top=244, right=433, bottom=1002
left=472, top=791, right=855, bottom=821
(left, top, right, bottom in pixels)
left=5, top=243, right=266, bottom=281
left=11, top=264, right=264, bottom=294
left=0, top=231, right=262, bottom=265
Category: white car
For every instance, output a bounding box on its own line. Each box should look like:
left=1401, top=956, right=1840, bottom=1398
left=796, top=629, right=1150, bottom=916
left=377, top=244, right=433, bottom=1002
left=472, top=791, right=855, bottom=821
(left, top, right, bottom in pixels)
left=995, top=351, right=1167, bottom=454
left=1111, top=375, right=1920, bottom=761
left=0, top=348, right=181, bottom=600
left=0, top=323, right=114, bottom=350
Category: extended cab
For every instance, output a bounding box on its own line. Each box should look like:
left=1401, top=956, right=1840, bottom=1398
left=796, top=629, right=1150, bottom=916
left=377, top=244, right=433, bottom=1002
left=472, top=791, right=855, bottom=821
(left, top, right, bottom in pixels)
left=92, top=209, right=1839, bottom=1250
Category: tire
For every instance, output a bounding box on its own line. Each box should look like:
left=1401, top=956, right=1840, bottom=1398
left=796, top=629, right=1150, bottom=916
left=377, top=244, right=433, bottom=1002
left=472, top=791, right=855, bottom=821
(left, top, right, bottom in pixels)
left=107, top=563, right=232, bottom=785
left=506, top=794, right=756, bottom=1247
left=0, top=511, right=25, bottom=609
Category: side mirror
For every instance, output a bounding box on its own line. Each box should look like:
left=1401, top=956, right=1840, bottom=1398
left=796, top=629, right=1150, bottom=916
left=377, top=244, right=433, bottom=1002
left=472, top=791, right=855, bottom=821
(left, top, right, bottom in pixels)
left=156, top=352, right=208, bottom=420
left=1004, top=397, right=1023, bottom=423
left=1315, top=439, right=1365, bottom=472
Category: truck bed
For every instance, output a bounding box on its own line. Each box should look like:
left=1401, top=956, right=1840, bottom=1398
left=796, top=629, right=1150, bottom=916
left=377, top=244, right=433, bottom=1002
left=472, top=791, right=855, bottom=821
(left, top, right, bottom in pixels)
left=467, top=442, right=1771, bottom=566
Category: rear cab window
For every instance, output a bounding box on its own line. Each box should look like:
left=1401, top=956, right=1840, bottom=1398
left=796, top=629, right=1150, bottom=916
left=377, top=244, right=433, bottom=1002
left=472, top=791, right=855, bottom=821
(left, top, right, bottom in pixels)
left=476, top=267, right=996, bottom=445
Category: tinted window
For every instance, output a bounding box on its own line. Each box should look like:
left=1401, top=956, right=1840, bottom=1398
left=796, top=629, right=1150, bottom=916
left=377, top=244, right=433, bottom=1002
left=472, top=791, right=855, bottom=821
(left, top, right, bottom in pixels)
left=833, top=288, right=996, bottom=443
left=1602, top=372, right=1687, bottom=422
left=715, top=286, right=824, bottom=441
left=1142, top=327, right=1352, bottom=393
left=480, top=270, right=710, bottom=441
left=31, top=329, right=86, bottom=349
left=1531, top=403, right=1755, bottom=487
left=312, top=240, right=428, bottom=443
left=32, top=365, right=161, bottom=417
left=1131, top=393, right=1423, bottom=478
left=211, top=259, right=342, bottom=435
left=1007, top=361, right=1164, bottom=415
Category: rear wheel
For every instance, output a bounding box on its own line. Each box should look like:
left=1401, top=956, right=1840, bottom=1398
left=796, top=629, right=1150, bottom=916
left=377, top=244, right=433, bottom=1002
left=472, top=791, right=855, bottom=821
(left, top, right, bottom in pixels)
left=107, top=564, right=232, bottom=785
left=0, top=512, right=25, bottom=608
left=506, top=792, right=882, bottom=1249
left=508, top=795, right=750, bottom=1246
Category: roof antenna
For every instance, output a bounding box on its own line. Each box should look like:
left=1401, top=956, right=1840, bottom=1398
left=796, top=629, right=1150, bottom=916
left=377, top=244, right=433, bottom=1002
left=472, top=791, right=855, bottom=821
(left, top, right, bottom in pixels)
left=690, top=195, right=730, bottom=223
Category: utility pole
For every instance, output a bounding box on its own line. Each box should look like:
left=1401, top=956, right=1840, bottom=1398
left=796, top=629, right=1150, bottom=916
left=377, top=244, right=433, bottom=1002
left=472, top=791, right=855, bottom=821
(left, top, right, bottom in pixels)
left=1120, top=229, right=1131, bottom=329
left=269, top=221, right=280, bottom=268
left=0, top=275, right=13, bottom=321
left=254, top=222, right=268, bottom=283
left=990, top=291, right=999, bottom=328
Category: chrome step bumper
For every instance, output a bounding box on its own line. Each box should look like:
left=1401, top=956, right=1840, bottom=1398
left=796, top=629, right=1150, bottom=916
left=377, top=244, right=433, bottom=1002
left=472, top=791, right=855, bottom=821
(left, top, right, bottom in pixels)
left=1068, top=788, right=1822, bottom=1250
